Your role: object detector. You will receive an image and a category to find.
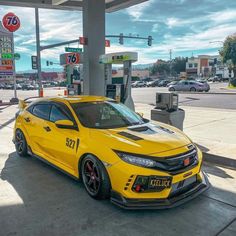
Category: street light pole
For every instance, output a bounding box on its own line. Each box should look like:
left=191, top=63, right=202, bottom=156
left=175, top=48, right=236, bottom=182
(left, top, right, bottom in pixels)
left=35, top=8, right=42, bottom=96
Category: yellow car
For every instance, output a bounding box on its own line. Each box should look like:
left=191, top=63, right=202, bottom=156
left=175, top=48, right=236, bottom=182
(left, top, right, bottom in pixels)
left=13, top=96, right=209, bottom=209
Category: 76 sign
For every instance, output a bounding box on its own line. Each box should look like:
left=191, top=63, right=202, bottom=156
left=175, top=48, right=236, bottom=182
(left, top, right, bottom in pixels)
left=66, top=53, right=80, bottom=65
left=2, top=12, right=21, bottom=32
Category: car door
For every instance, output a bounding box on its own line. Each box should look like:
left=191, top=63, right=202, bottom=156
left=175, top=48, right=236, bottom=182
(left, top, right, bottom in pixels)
left=24, top=103, right=52, bottom=158
left=182, top=81, right=189, bottom=91
left=42, top=102, right=80, bottom=173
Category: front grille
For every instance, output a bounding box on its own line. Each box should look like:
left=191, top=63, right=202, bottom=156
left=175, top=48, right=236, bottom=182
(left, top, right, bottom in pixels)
left=153, top=148, right=198, bottom=175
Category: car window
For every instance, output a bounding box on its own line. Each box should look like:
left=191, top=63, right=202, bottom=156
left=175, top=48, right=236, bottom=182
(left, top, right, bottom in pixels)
left=32, top=104, right=51, bottom=120
left=72, top=101, right=145, bottom=129
left=184, top=82, right=188, bottom=85
left=50, top=105, right=71, bottom=122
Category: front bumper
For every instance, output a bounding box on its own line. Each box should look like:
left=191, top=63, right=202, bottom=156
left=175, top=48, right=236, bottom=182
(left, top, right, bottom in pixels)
left=110, top=171, right=210, bottom=210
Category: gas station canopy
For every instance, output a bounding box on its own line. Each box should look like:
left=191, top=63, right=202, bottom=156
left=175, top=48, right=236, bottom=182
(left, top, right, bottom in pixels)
left=0, top=0, right=148, bottom=12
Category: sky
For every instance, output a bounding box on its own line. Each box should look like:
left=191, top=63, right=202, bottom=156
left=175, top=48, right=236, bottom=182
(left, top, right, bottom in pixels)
left=1, top=0, right=236, bottom=72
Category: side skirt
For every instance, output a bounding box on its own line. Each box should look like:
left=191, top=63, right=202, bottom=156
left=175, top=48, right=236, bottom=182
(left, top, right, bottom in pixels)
left=27, top=145, right=79, bottom=181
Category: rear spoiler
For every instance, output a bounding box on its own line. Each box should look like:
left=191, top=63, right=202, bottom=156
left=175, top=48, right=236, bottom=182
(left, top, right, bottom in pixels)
left=18, top=96, right=41, bottom=110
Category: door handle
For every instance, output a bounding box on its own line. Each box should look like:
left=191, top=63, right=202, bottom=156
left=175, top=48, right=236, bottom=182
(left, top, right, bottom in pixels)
left=24, top=117, right=30, bottom=122
left=43, top=126, right=51, bottom=132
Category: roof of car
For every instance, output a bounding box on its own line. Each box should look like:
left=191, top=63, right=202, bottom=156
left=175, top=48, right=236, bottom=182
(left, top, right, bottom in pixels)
left=27, top=96, right=111, bottom=105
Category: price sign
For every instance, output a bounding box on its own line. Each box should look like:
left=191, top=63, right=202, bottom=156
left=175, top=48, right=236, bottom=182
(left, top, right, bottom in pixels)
left=1, top=60, right=13, bottom=66
left=66, top=53, right=80, bottom=64
left=2, top=12, right=21, bottom=32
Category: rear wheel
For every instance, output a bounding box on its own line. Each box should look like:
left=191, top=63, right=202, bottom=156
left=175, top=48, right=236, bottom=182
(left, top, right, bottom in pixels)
left=169, top=87, right=175, bottom=92
left=81, top=155, right=111, bottom=200
left=15, top=129, right=28, bottom=157
left=190, top=87, right=196, bottom=92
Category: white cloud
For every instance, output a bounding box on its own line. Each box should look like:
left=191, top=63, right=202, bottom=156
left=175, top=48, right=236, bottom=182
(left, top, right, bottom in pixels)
left=208, top=9, right=236, bottom=23
left=166, top=18, right=180, bottom=28
left=126, top=0, right=154, bottom=21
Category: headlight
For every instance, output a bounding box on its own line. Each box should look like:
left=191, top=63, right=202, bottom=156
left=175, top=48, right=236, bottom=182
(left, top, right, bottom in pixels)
left=116, top=152, right=156, bottom=168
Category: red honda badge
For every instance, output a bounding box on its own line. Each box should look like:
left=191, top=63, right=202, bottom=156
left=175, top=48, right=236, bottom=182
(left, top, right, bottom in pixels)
left=183, top=158, right=190, bottom=166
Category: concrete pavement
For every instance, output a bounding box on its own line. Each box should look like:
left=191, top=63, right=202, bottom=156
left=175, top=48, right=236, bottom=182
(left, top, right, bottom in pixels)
left=136, top=103, right=236, bottom=168
left=0, top=105, right=236, bottom=236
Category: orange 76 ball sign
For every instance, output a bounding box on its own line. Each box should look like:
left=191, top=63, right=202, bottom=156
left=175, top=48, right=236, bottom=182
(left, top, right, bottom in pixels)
left=2, top=12, right=21, bottom=32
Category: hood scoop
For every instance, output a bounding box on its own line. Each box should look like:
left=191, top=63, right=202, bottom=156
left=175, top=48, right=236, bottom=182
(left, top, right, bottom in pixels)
left=117, top=131, right=143, bottom=141
left=128, top=125, right=157, bottom=134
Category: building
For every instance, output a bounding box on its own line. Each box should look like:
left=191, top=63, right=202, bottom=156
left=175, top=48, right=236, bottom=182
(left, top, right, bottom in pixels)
left=186, top=55, right=224, bottom=78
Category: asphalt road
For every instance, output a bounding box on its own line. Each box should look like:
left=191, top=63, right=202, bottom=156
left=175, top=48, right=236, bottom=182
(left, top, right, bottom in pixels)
left=132, top=82, right=236, bottom=109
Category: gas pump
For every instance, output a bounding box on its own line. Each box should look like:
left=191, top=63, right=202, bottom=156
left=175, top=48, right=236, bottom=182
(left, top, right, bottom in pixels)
left=65, top=65, right=82, bottom=95
left=99, top=52, right=138, bottom=110
left=60, top=52, right=83, bottom=95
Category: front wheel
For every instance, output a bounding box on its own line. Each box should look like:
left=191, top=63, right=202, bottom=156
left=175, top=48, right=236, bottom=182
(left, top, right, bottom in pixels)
left=190, top=87, right=196, bottom=92
left=81, top=155, right=111, bottom=200
left=15, top=129, right=28, bottom=157
left=169, top=87, right=175, bottom=91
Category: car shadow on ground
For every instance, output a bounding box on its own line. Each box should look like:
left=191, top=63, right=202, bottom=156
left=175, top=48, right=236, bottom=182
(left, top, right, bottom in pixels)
left=0, top=152, right=236, bottom=236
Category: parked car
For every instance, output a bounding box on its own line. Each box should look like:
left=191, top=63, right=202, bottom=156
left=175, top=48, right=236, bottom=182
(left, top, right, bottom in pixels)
left=22, top=84, right=35, bottom=90
left=167, top=81, right=179, bottom=87
left=208, top=76, right=222, bottom=82
left=16, top=84, right=22, bottom=90
left=14, top=96, right=209, bottom=209
left=168, top=80, right=210, bottom=92
left=131, top=81, right=146, bottom=88
left=5, top=84, right=14, bottom=90
left=158, top=80, right=170, bottom=87
left=147, top=80, right=160, bottom=87
left=0, top=83, right=5, bottom=89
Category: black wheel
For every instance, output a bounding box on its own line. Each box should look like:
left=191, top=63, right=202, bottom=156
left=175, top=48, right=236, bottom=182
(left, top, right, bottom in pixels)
left=15, top=129, right=28, bottom=157
left=81, top=155, right=111, bottom=200
left=169, top=87, right=175, bottom=91
left=190, top=87, right=196, bottom=92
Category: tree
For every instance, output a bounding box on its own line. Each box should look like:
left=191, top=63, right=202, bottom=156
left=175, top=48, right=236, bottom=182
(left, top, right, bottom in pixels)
left=150, top=60, right=170, bottom=76
left=220, top=34, right=236, bottom=86
left=172, top=57, right=187, bottom=75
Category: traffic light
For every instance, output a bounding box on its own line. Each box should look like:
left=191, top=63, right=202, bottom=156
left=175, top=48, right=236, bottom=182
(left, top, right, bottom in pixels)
left=46, top=60, right=49, bottom=66
left=148, top=36, right=152, bottom=46
left=119, top=33, right=124, bottom=45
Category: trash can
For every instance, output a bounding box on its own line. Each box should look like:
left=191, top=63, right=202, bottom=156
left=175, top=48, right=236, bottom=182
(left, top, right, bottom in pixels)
left=151, top=108, right=185, bottom=130
left=151, top=92, right=185, bottom=130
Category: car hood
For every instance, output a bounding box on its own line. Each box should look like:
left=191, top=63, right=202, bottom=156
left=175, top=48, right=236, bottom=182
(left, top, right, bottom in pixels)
left=89, top=122, right=192, bottom=157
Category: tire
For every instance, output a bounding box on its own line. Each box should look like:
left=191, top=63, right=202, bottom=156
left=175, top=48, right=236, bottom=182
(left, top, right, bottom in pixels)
left=169, top=87, right=175, bottom=92
left=15, top=129, right=28, bottom=157
left=190, top=87, right=196, bottom=92
left=81, top=155, right=111, bottom=200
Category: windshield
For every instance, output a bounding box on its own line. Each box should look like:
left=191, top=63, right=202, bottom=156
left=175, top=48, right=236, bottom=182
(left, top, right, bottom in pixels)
left=71, top=101, right=146, bottom=129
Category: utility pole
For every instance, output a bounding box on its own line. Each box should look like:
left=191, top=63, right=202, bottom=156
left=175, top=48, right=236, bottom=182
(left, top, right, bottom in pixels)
left=35, top=8, right=42, bottom=96
left=169, top=49, right=172, bottom=76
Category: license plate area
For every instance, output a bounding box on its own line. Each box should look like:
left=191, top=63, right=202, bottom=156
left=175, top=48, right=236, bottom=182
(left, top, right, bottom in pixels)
left=148, top=176, right=172, bottom=191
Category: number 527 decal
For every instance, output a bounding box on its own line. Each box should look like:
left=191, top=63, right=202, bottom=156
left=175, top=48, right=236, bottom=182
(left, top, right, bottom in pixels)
left=66, top=138, right=75, bottom=149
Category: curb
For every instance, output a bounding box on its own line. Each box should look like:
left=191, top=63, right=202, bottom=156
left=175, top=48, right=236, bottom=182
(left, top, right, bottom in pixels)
left=176, top=92, right=236, bottom=95
left=203, top=152, right=236, bottom=169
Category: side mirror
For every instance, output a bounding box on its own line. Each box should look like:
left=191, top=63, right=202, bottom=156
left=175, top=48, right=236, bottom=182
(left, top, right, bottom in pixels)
left=55, top=120, right=77, bottom=130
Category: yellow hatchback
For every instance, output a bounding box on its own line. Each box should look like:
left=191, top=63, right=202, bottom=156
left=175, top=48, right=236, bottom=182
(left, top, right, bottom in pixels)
left=13, top=96, right=209, bottom=209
